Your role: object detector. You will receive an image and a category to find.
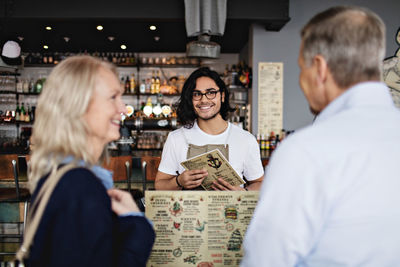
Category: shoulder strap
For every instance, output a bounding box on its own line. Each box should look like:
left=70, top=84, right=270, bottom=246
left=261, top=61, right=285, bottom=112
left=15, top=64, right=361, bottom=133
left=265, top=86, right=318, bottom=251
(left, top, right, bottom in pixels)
left=15, top=163, right=77, bottom=263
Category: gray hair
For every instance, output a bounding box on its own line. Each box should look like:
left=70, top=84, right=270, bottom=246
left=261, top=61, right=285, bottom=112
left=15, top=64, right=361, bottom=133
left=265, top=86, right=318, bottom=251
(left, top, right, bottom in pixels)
left=301, top=6, right=386, bottom=89
left=29, top=55, right=118, bottom=191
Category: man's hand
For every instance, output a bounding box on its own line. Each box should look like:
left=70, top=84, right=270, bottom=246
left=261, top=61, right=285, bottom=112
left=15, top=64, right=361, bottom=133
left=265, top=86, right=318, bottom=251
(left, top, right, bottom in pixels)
left=178, top=169, right=208, bottom=189
left=211, top=178, right=246, bottom=191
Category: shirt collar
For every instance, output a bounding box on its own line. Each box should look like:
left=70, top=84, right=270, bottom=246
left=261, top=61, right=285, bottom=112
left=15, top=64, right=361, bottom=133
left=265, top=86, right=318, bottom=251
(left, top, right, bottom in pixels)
left=314, top=82, right=393, bottom=125
left=62, top=156, right=114, bottom=189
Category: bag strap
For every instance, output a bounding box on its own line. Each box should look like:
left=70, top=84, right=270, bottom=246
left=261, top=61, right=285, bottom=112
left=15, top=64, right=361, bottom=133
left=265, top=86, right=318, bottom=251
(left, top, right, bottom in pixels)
left=15, top=163, right=78, bottom=263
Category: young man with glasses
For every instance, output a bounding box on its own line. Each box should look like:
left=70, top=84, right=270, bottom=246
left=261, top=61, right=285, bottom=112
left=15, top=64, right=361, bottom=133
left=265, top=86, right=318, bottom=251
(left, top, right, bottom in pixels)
left=155, top=67, right=264, bottom=190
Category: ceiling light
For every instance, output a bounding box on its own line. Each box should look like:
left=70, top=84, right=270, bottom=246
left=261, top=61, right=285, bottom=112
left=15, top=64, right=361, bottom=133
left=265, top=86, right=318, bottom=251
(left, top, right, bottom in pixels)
left=63, top=37, right=70, bottom=42
left=154, top=36, right=160, bottom=42
left=17, top=36, right=24, bottom=41
left=120, top=44, right=127, bottom=50
left=108, top=36, right=115, bottom=41
left=97, top=25, right=103, bottom=31
left=43, top=45, right=49, bottom=49
left=149, top=25, right=156, bottom=31
left=45, top=26, right=52, bottom=30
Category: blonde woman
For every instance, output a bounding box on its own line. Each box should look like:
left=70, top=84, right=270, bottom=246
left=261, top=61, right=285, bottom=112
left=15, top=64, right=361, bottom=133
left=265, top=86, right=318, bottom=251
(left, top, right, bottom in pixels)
left=26, top=56, right=155, bottom=267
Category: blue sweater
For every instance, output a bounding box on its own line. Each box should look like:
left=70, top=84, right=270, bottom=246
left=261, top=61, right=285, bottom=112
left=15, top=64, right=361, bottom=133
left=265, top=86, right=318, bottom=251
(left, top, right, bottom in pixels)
left=25, top=167, right=155, bottom=267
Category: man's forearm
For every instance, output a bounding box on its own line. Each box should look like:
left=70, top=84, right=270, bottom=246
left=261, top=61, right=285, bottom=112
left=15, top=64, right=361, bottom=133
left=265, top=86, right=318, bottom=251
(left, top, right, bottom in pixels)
left=155, top=176, right=182, bottom=190
left=246, top=180, right=262, bottom=190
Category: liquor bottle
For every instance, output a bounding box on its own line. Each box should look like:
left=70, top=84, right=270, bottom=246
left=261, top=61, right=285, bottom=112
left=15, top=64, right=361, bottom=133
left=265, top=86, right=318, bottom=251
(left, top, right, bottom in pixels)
left=16, top=77, right=23, bottom=93
left=30, top=106, right=35, bottom=121
left=260, top=134, right=266, bottom=150
left=20, top=102, right=26, bottom=121
left=35, top=77, right=43, bottom=94
left=269, top=131, right=276, bottom=151
left=23, top=78, right=29, bottom=93
left=139, top=79, right=146, bottom=94
left=124, top=76, right=130, bottom=93
left=130, top=73, right=136, bottom=93
left=15, top=103, right=20, bottom=121
left=25, top=104, right=30, bottom=122
left=155, top=70, right=161, bottom=93
left=43, top=53, right=48, bottom=64
left=29, top=78, right=35, bottom=93
left=145, top=78, right=151, bottom=93
left=150, top=71, right=156, bottom=94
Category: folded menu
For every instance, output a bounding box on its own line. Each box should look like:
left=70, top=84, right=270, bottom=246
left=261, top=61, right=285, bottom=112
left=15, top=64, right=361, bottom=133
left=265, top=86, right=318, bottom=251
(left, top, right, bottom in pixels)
left=180, top=149, right=245, bottom=190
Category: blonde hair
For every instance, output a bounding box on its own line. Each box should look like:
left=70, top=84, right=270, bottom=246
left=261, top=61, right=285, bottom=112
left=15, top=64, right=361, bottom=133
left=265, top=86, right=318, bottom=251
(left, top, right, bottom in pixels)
left=29, top=55, right=118, bottom=191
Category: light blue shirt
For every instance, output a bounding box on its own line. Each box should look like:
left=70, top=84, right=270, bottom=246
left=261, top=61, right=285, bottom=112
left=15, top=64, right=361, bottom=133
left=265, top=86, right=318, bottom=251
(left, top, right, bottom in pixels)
left=62, top=156, right=145, bottom=218
left=242, top=82, right=400, bottom=267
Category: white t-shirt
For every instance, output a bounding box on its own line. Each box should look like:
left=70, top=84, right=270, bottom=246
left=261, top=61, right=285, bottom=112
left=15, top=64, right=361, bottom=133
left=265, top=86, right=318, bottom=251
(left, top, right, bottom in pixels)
left=158, top=121, right=264, bottom=181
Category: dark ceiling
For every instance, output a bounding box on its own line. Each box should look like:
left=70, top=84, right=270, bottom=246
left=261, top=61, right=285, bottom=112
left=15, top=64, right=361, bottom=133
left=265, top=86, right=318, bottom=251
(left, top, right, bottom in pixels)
left=0, top=0, right=290, bottom=54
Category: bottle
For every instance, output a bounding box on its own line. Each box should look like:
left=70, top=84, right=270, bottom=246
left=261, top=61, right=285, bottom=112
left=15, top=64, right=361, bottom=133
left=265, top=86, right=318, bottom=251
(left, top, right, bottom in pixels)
left=150, top=71, right=156, bottom=94
left=155, top=71, right=161, bottom=93
left=280, top=129, right=286, bottom=141
left=256, top=134, right=261, bottom=149
left=30, top=106, right=35, bottom=121
left=25, top=104, right=30, bottom=122
left=130, top=73, right=136, bottom=93
left=275, top=134, right=280, bottom=148
left=29, top=78, right=35, bottom=93
left=35, top=77, right=43, bottom=93
left=145, top=78, right=151, bottom=93
left=20, top=102, right=26, bottom=121
left=269, top=131, right=276, bottom=151
left=15, top=103, right=20, bottom=121
left=139, top=79, right=146, bottom=94
left=260, top=134, right=266, bottom=150
left=16, top=77, right=23, bottom=93
left=124, top=76, right=130, bottom=93
left=23, top=78, right=29, bottom=93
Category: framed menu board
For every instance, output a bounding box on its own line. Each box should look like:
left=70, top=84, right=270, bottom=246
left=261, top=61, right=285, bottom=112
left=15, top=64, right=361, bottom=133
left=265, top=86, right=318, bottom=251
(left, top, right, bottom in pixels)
left=145, top=191, right=259, bottom=267
left=257, top=62, right=283, bottom=135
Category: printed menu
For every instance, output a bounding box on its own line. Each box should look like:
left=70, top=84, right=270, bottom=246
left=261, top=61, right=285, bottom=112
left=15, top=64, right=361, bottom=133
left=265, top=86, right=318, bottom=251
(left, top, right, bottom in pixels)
left=145, top=191, right=259, bottom=267
left=258, top=62, right=283, bottom=136
left=180, top=149, right=245, bottom=190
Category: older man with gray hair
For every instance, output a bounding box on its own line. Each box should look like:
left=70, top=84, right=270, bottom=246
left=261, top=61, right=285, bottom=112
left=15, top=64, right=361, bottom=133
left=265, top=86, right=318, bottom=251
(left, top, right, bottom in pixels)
left=242, top=6, right=400, bottom=267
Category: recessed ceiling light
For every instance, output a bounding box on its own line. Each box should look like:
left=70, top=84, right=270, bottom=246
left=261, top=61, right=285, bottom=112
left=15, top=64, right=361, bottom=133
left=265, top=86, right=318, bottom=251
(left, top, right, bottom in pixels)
left=17, top=36, right=24, bottom=41
left=45, top=26, right=52, bottom=30
left=43, top=45, right=49, bottom=49
left=149, top=25, right=156, bottom=31
left=63, top=37, right=70, bottom=42
left=120, top=44, right=127, bottom=50
left=108, top=36, right=115, bottom=41
left=154, top=36, right=160, bottom=41
left=97, top=25, right=103, bottom=31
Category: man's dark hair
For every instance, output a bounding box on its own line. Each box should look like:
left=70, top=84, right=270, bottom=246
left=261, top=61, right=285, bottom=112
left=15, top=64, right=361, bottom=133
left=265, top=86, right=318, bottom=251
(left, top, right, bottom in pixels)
left=177, top=67, right=234, bottom=128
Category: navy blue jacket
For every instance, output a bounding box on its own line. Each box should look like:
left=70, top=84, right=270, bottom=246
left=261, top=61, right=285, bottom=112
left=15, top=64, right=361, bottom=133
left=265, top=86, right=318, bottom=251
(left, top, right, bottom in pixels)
left=25, top=167, right=155, bottom=267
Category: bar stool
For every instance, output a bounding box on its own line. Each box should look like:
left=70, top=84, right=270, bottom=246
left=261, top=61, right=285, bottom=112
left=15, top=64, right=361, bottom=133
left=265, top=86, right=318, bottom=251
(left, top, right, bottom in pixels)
left=0, top=154, right=31, bottom=256
left=103, top=155, right=132, bottom=192
left=140, top=156, right=161, bottom=193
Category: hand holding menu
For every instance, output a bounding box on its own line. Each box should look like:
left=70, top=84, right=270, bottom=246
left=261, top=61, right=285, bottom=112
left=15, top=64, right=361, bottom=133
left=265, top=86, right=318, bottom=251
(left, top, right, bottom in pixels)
left=180, top=149, right=245, bottom=190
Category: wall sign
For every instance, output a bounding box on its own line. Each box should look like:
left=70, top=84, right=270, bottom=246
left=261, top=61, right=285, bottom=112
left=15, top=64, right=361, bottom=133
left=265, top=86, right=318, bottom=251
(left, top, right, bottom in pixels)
left=257, top=62, right=283, bottom=135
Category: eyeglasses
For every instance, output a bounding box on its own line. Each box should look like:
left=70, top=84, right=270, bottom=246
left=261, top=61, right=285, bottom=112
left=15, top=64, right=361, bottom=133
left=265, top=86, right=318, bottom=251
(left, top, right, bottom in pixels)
left=192, top=90, right=220, bottom=101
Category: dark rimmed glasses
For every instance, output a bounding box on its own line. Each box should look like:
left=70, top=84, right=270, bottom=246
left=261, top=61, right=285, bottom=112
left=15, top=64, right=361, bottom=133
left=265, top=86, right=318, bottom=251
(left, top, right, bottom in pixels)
left=192, top=90, right=220, bottom=101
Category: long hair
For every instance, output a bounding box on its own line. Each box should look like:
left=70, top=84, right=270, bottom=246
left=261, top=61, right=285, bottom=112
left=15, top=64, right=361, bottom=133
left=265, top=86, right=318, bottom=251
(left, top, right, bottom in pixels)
left=177, top=67, right=234, bottom=128
left=301, top=6, right=385, bottom=89
left=29, top=55, right=118, bottom=191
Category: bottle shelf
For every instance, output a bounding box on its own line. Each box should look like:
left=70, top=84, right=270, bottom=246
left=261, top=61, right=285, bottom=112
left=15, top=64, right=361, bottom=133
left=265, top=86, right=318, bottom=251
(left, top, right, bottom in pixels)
left=123, top=92, right=180, bottom=97
left=0, top=90, right=40, bottom=96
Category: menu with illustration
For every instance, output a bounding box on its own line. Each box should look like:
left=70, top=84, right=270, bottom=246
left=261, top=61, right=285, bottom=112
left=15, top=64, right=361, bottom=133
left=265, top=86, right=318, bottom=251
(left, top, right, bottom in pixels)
left=180, top=149, right=245, bottom=190
left=145, top=191, right=259, bottom=267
